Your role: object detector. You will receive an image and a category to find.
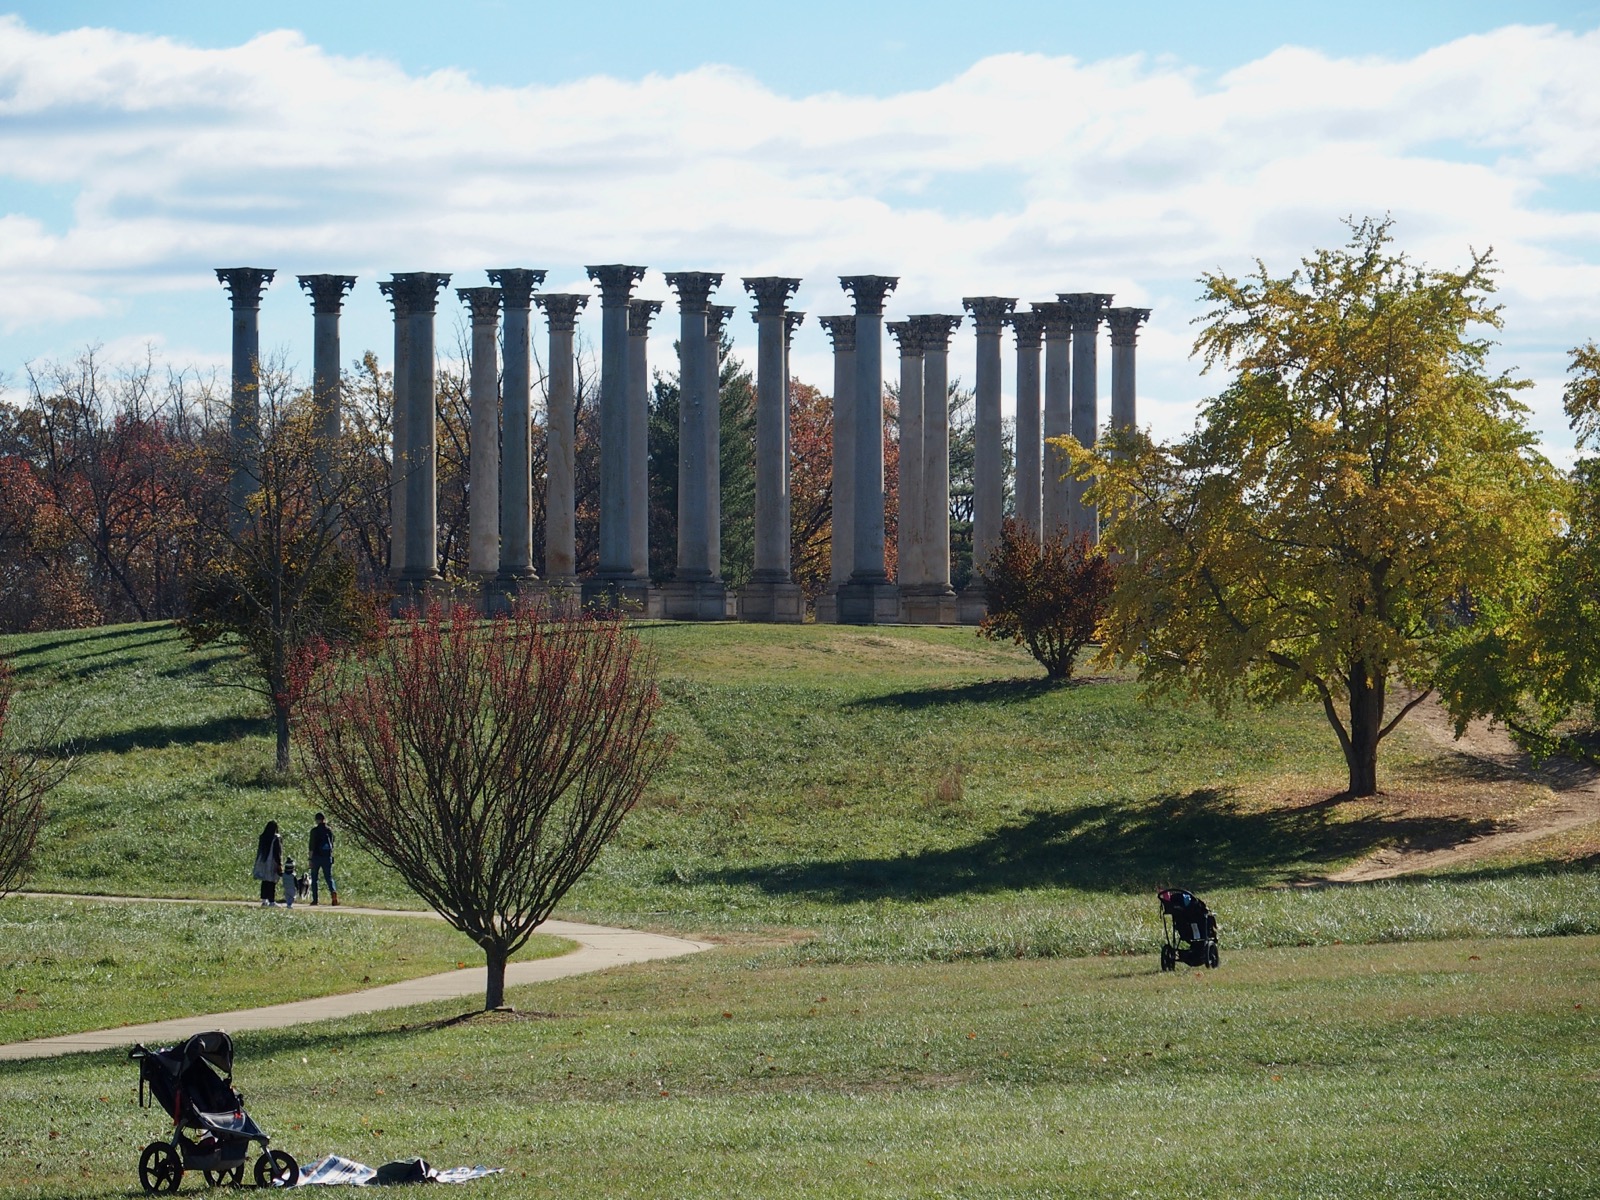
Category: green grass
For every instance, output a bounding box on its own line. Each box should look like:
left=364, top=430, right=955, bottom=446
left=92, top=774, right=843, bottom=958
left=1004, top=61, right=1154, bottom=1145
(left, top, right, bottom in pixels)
left=4, top=620, right=1595, bottom=965
left=0, top=896, right=572, bottom=1042
left=0, top=934, right=1594, bottom=1198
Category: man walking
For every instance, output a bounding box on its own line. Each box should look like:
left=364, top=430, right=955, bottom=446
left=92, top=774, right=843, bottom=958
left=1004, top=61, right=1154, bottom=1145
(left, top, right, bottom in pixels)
left=309, top=812, right=338, bottom=906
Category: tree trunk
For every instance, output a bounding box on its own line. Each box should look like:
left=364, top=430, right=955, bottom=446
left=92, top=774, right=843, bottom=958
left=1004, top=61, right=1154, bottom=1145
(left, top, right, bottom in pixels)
left=1344, top=665, right=1385, bottom=797
left=484, top=942, right=508, bottom=1011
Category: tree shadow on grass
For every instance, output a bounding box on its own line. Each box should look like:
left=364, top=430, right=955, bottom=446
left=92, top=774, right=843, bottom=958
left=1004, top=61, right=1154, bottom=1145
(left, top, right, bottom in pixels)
left=4, top=632, right=179, bottom=678
left=70, top=713, right=270, bottom=757
left=847, top=676, right=1072, bottom=711
left=703, top=788, right=1497, bottom=898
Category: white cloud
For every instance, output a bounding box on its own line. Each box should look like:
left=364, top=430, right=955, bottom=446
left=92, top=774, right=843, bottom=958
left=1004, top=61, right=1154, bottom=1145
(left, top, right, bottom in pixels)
left=0, top=16, right=1596, bottom=450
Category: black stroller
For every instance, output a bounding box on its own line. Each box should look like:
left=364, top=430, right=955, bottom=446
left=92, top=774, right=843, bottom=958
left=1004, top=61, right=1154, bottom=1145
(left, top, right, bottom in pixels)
left=1158, top=888, right=1219, bottom=971
left=130, top=1031, right=299, bottom=1191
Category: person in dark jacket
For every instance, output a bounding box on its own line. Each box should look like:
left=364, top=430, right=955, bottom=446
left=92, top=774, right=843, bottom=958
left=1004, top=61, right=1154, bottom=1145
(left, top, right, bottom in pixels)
left=308, top=812, right=338, bottom=906
left=252, top=821, right=283, bottom=907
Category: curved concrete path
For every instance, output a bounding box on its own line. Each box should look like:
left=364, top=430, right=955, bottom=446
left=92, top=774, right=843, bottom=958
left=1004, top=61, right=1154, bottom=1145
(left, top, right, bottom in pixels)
left=0, top=895, right=714, bottom=1062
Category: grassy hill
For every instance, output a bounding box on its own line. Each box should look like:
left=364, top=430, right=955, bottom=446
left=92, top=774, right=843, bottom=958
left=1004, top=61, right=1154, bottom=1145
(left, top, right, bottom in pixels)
left=3, top=620, right=1595, bottom=960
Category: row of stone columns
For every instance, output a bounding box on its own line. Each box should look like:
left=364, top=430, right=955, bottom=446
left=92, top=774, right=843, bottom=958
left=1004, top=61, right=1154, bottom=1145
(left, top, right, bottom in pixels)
left=216, top=266, right=1150, bottom=625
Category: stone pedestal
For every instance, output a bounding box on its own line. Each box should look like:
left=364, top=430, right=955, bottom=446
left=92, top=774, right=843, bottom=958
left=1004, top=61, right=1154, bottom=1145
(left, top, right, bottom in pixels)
left=836, top=580, right=901, bottom=625
left=957, top=585, right=988, bottom=625
left=660, top=579, right=729, bottom=621
left=899, top=585, right=959, bottom=625
left=581, top=577, right=658, bottom=617
left=738, top=580, right=805, bottom=623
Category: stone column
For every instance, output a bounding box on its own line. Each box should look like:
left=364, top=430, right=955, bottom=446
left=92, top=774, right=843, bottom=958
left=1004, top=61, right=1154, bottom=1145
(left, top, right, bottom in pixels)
left=627, top=299, right=662, bottom=601
left=739, top=276, right=804, bottom=623
left=582, top=265, right=647, bottom=610
left=961, top=296, right=1015, bottom=622
left=377, top=278, right=411, bottom=577
left=887, top=321, right=925, bottom=594
left=909, top=314, right=961, bottom=624
left=486, top=268, right=546, bottom=602
left=1106, top=307, right=1151, bottom=434
left=661, top=272, right=726, bottom=620
left=297, top=273, right=356, bottom=509
left=534, top=293, right=588, bottom=593
left=707, top=304, right=735, bottom=594
left=1035, top=301, right=1073, bottom=538
left=459, top=286, right=503, bottom=590
left=395, top=272, right=451, bottom=601
left=216, top=268, right=275, bottom=535
left=836, top=274, right=900, bottom=624
left=816, top=315, right=856, bottom=623
left=1061, top=292, right=1113, bottom=544
left=1008, top=310, right=1044, bottom=543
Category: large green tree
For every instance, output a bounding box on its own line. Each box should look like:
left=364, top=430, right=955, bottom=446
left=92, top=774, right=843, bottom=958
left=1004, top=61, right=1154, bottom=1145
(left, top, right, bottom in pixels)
left=1069, top=218, right=1560, bottom=796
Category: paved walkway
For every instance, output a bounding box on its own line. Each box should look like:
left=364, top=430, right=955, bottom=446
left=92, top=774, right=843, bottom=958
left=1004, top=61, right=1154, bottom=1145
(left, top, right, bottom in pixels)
left=0, top=894, right=714, bottom=1063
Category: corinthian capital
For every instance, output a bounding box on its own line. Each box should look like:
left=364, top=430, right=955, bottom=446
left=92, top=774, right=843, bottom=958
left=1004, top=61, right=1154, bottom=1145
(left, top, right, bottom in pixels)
left=1106, top=307, right=1153, bottom=347
left=961, top=296, right=1017, bottom=333
left=1059, top=292, right=1114, bottom=331
left=392, top=272, right=452, bottom=314
left=1007, top=310, right=1044, bottom=346
left=665, top=271, right=724, bottom=312
left=887, top=321, right=924, bottom=355
left=708, top=305, right=736, bottom=338
left=458, top=286, right=503, bottom=325
left=628, top=298, right=663, bottom=335
left=487, top=268, right=547, bottom=307
left=742, top=276, right=802, bottom=317
left=216, top=267, right=276, bottom=309
left=297, top=273, right=356, bottom=315
left=818, top=315, right=856, bottom=352
left=1031, top=301, right=1073, bottom=337
left=911, top=313, right=962, bottom=351
left=534, top=292, right=588, bottom=333
left=586, top=264, right=647, bottom=307
left=839, top=275, right=898, bottom=315
left=784, top=311, right=805, bottom=349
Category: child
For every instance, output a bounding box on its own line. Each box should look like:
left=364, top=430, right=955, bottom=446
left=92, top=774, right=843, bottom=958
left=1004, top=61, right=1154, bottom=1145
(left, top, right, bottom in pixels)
left=282, top=856, right=299, bottom=909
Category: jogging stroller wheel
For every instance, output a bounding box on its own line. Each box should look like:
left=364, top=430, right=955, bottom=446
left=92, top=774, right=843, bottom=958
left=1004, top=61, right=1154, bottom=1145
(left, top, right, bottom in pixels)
left=1160, top=944, right=1176, bottom=972
left=203, top=1165, right=244, bottom=1187
left=253, top=1149, right=299, bottom=1189
left=139, top=1142, right=183, bottom=1193
left=1206, top=942, right=1220, bottom=969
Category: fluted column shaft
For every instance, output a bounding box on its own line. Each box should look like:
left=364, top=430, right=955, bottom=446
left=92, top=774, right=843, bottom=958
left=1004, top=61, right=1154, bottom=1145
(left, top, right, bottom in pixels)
left=378, top=280, right=410, bottom=575
left=298, top=274, right=355, bottom=505
left=666, top=273, right=720, bottom=581
left=399, top=273, right=450, bottom=583
left=586, top=265, right=647, bottom=579
left=1107, top=307, right=1151, bottom=435
left=460, top=287, right=502, bottom=578
left=488, top=269, right=546, bottom=582
left=889, top=322, right=925, bottom=587
left=842, top=276, right=898, bottom=583
left=627, top=299, right=661, bottom=579
left=743, top=277, right=801, bottom=583
left=535, top=294, right=587, bottom=584
left=820, top=316, right=856, bottom=589
left=1037, top=302, right=1072, bottom=537
left=1063, top=293, right=1112, bottom=543
left=1010, top=312, right=1044, bottom=542
left=707, top=306, right=734, bottom=578
left=963, top=297, right=1014, bottom=574
left=216, top=268, right=275, bottom=535
left=916, top=315, right=961, bottom=594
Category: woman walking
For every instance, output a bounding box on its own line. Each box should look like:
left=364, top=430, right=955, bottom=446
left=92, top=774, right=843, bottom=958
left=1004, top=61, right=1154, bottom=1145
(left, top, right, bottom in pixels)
left=252, top=820, right=283, bottom=907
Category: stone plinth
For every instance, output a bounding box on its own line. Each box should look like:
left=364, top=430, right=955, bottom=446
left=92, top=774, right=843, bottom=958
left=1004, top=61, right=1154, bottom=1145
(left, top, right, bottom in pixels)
left=899, top=586, right=959, bottom=625
left=738, top=580, right=805, bottom=623
left=836, top=580, right=901, bottom=625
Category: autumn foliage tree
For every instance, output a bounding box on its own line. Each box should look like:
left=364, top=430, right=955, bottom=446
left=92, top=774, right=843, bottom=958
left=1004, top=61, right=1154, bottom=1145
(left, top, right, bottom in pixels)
left=1069, top=219, right=1561, bottom=796
left=977, top=518, right=1113, bottom=680
left=296, top=608, right=671, bottom=1010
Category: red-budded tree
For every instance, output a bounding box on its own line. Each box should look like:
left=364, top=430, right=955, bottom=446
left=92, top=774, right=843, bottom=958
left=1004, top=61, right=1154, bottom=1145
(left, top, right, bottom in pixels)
left=0, top=661, right=75, bottom=897
left=296, top=608, right=672, bottom=1010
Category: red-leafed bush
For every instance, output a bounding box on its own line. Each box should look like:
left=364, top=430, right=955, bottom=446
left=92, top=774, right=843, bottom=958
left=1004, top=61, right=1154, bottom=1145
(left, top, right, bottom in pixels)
left=977, top=518, right=1114, bottom=680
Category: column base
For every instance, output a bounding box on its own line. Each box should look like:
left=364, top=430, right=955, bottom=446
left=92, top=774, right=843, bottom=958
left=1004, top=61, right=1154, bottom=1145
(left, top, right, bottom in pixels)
left=898, top=585, right=959, bottom=626
left=738, top=580, right=805, bottom=623
left=660, top=579, right=729, bottom=621
left=390, top=575, right=440, bottom=616
left=485, top=574, right=544, bottom=615
left=814, top=591, right=838, bottom=624
left=835, top=580, right=901, bottom=625
left=957, top=584, right=989, bottom=625
left=580, top=577, right=659, bottom=618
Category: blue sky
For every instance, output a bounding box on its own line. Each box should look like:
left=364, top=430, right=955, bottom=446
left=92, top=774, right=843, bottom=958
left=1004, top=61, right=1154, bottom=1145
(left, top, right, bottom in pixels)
left=2, top=2, right=1598, bottom=455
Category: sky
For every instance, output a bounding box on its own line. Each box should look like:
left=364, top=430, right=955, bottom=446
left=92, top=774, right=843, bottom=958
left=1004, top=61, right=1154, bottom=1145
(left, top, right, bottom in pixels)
left=1, top=1, right=1598, bottom=459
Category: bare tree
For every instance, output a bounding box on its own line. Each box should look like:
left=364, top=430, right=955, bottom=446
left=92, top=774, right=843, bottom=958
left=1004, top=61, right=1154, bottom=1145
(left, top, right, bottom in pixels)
left=0, top=661, right=75, bottom=897
left=295, top=607, right=671, bottom=1010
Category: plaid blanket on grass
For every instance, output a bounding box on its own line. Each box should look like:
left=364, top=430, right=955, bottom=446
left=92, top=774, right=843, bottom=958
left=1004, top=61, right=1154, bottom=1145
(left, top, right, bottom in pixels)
left=292, top=1155, right=502, bottom=1186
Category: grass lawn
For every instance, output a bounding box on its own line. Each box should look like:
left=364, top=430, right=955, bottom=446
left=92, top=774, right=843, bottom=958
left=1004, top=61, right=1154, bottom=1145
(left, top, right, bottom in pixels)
left=0, top=896, right=571, bottom=1042
left=0, top=934, right=1593, bottom=1198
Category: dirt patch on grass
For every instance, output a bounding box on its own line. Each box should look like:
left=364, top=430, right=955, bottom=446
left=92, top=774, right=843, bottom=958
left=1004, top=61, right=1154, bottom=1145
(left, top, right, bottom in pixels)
left=1324, top=697, right=1600, bottom=882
